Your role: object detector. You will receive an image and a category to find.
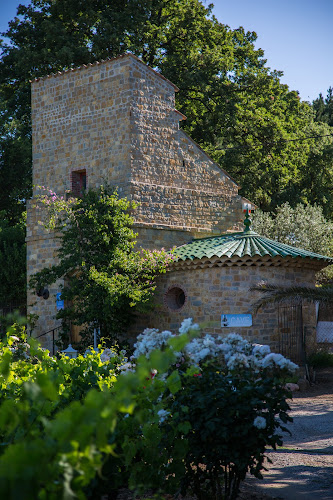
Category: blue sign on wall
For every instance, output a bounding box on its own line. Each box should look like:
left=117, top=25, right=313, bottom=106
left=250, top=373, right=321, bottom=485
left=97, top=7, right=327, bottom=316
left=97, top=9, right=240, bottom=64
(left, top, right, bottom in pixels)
left=56, top=292, right=64, bottom=310
left=221, top=314, right=252, bottom=327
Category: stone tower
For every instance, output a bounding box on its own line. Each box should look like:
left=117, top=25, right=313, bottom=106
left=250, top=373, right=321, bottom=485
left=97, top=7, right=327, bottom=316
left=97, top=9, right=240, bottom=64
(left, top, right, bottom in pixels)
left=27, top=53, right=244, bottom=338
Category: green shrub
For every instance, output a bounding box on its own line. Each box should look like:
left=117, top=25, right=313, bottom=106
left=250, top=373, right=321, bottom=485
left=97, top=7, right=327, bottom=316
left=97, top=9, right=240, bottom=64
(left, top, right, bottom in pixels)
left=307, top=348, right=333, bottom=368
left=124, top=322, right=297, bottom=499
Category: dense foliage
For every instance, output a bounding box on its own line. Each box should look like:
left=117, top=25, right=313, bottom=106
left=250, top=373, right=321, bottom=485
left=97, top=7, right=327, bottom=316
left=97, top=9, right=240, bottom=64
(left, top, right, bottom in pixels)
left=1, top=0, right=332, bottom=306
left=313, top=87, right=333, bottom=127
left=251, top=203, right=333, bottom=309
left=29, top=186, right=175, bottom=346
left=252, top=203, right=333, bottom=283
left=1, top=0, right=332, bottom=222
left=0, top=213, right=26, bottom=307
left=0, top=319, right=297, bottom=499
left=307, top=348, right=333, bottom=369
left=0, top=0, right=331, bottom=348
left=252, top=203, right=333, bottom=255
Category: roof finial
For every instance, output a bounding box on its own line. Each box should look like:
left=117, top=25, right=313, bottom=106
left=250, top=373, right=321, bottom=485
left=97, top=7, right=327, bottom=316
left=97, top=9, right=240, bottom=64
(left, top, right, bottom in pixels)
left=243, top=208, right=252, bottom=232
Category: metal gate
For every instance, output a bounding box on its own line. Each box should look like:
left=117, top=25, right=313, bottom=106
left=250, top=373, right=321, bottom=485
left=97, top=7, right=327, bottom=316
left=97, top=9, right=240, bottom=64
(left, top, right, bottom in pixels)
left=278, top=304, right=305, bottom=364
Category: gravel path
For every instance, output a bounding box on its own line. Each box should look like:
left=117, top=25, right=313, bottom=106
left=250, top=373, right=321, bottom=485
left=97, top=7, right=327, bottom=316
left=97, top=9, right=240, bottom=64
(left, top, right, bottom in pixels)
left=240, top=368, right=333, bottom=499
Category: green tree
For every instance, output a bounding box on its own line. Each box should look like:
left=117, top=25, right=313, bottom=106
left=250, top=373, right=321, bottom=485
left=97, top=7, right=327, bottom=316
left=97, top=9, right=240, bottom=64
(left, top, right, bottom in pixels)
left=251, top=203, right=333, bottom=311
left=252, top=202, right=333, bottom=255
left=1, top=0, right=330, bottom=217
left=297, top=120, right=333, bottom=218
left=252, top=202, right=333, bottom=283
left=313, top=87, right=333, bottom=127
left=0, top=214, right=26, bottom=307
left=29, top=186, right=174, bottom=346
left=0, top=93, right=32, bottom=223
left=210, top=80, right=314, bottom=210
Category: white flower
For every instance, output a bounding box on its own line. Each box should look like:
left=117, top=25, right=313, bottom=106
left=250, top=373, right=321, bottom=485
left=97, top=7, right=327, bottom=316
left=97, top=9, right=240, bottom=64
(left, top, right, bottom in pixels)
left=199, top=347, right=210, bottom=358
left=253, top=416, right=266, bottom=429
left=252, top=344, right=271, bottom=358
left=157, top=409, right=170, bottom=423
left=100, top=348, right=117, bottom=363
left=132, top=320, right=298, bottom=376
left=185, top=334, right=227, bottom=363
left=224, top=333, right=250, bottom=349
left=133, top=328, right=175, bottom=359
left=217, top=343, right=232, bottom=355
left=119, top=362, right=136, bottom=372
left=221, top=333, right=251, bottom=362
left=179, top=318, right=199, bottom=334
left=227, top=353, right=250, bottom=371
left=260, top=353, right=298, bottom=373
left=225, top=333, right=244, bottom=342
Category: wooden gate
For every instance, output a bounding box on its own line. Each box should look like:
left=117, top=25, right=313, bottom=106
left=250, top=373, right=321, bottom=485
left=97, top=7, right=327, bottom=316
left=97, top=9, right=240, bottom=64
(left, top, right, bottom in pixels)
left=278, top=304, right=305, bottom=364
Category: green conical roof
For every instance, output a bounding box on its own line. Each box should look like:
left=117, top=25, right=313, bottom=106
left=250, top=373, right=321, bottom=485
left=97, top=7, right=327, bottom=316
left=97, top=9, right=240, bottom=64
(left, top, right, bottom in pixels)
left=174, top=230, right=333, bottom=265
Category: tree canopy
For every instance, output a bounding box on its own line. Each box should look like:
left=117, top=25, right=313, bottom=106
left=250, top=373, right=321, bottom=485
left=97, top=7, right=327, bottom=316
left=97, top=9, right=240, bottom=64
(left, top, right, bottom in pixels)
left=252, top=203, right=333, bottom=283
left=0, top=213, right=26, bottom=307
left=252, top=203, right=333, bottom=256
left=313, top=87, right=333, bottom=127
left=1, top=0, right=332, bottom=223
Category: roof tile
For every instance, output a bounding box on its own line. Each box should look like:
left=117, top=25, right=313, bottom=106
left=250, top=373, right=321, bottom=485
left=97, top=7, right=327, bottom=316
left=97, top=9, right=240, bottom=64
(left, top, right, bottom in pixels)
left=174, top=230, right=333, bottom=263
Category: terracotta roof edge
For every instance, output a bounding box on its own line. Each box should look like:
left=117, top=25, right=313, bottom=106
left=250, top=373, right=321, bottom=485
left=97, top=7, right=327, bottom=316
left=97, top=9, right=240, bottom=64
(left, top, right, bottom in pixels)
left=30, top=53, right=180, bottom=91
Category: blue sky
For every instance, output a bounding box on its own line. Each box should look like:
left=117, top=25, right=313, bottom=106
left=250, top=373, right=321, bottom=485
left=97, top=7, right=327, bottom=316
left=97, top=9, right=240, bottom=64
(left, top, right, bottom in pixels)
left=1, top=0, right=332, bottom=102
left=212, top=0, right=333, bottom=102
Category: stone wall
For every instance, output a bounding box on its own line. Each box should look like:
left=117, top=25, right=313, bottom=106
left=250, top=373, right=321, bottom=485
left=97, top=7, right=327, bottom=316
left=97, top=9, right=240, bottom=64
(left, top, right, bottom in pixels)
left=26, top=198, right=63, bottom=340
left=31, top=56, right=134, bottom=196
left=133, top=263, right=318, bottom=360
left=129, top=58, right=243, bottom=235
left=28, top=55, right=136, bottom=336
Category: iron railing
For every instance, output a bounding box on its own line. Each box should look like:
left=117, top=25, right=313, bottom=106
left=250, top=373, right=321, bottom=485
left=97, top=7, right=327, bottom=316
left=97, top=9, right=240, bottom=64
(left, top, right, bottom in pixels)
left=35, top=326, right=62, bottom=356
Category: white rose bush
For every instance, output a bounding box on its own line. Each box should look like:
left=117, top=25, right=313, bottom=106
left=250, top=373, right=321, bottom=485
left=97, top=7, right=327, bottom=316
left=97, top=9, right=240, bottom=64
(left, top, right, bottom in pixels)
left=116, top=318, right=298, bottom=499
left=0, top=319, right=297, bottom=500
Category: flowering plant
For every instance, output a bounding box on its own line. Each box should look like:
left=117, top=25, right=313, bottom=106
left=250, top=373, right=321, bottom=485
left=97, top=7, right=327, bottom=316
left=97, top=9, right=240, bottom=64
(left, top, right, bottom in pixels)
left=128, top=318, right=298, bottom=499
left=133, top=318, right=298, bottom=375
left=30, top=185, right=176, bottom=347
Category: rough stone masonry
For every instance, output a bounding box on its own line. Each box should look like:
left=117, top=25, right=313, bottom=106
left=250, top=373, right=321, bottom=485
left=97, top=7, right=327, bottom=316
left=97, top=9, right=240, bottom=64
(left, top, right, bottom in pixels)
left=27, top=53, right=244, bottom=339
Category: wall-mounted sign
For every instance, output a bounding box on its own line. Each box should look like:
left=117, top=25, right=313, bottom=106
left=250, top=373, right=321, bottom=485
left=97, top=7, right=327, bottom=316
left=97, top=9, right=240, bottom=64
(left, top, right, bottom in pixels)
left=56, top=292, right=64, bottom=310
left=221, top=314, right=252, bottom=328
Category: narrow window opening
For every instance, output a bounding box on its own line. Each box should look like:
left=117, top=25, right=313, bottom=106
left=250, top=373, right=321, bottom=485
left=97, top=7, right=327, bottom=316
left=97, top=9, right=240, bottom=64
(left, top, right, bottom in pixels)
left=71, top=170, right=87, bottom=197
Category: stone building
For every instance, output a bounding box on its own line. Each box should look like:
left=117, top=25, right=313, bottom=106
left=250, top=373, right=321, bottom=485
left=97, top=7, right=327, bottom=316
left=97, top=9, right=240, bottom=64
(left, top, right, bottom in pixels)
left=26, top=53, right=332, bottom=358
left=148, top=215, right=332, bottom=362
